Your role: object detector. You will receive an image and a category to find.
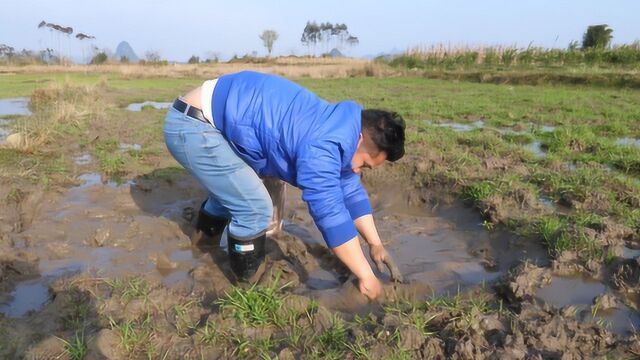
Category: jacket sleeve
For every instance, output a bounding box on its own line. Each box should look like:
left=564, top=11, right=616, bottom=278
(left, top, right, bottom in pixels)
left=340, top=169, right=372, bottom=220
left=296, top=143, right=358, bottom=248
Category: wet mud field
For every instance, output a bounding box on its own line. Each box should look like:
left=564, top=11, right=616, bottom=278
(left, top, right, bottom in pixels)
left=1, top=79, right=640, bottom=358
left=1, top=164, right=639, bottom=358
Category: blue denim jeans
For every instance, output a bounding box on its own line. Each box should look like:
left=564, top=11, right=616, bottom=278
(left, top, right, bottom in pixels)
left=163, top=106, right=273, bottom=239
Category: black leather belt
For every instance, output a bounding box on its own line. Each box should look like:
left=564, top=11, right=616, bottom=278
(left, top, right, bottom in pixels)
left=172, top=98, right=209, bottom=124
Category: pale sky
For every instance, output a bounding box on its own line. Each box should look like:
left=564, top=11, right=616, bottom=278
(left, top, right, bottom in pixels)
left=1, top=0, right=638, bottom=62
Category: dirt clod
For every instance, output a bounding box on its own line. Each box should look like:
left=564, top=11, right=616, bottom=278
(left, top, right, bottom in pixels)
left=592, top=293, right=618, bottom=310
left=611, top=257, right=640, bottom=293
left=494, top=262, right=551, bottom=302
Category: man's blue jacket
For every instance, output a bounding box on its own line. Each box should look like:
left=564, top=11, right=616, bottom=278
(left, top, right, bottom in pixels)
left=211, top=71, right=371, bottom=248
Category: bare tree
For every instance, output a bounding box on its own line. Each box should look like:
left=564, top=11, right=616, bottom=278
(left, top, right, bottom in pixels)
left=259, top=30, right=279, bottom=57
left=75, top=32, right=95, bottom=64
left=144, top=50, right=161, bottom=63
left=38, top=21, right=74, bottom=64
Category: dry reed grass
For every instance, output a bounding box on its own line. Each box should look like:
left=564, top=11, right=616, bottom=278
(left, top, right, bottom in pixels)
left=0, top=58, right=396, bottom=79
left=12, top=83, right=106, bottom=152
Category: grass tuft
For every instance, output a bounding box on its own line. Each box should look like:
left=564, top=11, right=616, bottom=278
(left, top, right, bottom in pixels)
left=215, top=273, right=290, bottom=327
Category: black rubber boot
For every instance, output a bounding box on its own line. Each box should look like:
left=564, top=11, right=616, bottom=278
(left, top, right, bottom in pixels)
left=192, top=201, right=228, bottom=248
left=228, top=232, right=266, bottom=281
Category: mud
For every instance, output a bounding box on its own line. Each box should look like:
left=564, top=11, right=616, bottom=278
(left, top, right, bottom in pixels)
left=1, top=165, right=639, bottom=357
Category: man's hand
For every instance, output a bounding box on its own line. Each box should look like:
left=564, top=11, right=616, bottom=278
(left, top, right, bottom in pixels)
left=358, top=274, right=382, bottom=300
left=370, top=244, right=404, bottom=283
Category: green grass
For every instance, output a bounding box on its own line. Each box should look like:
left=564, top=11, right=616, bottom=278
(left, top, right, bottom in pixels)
left=298, top=77, right=640, bottom=136
left=462, top=180, right=499, bottom=204
left=58, top=331, right=87, bottom=360
left=311, top=315, right=349, bottom=360
left=108, top=315, right=156, bottom=358
left=173, top=300, right=198, bottom=337
left=105, top=276, right=151, bottom=303
left=215, top=274, right=290, bottom=327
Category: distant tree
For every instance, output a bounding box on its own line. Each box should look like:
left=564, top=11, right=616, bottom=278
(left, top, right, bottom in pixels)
left=259, top=30, right=279, bottom=57
left=347, top=35, right=359, bottom=49
left=120, top=56, right=129, bottom=63
left=301, top=21, right=321, bottom=54
left=90, top=52, right=108, bottom=64
left=301, top=21, right=355, bottom=56
left=144, top=50, right=161, bottom=63
left=188, top=55, right=200, bottom=64
left=75, top=32, right=95, bottom=64
left=0, top=44, right=15, bottom=59
left=582, top=24, right=613, bottom=49
left=203, top=51, right=220, bottom=63
left=38, top=21, right=74, bottom=64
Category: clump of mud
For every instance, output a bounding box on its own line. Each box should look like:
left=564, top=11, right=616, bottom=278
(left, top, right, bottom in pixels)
left=494, top=261, right=551, bottom=303
left=611, top=257, right=640, bottom=293
left=0, top=251, right=39, bottom=294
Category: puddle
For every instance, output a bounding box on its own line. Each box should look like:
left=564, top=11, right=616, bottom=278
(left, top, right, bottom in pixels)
left=287, top=185, right=547, bottom=297
left=126, top=101, right=172, bottom=112
left=534, top=276, right=640, bottom=335
left=524, top=141, right=547, bottom=158
left=563, top=162, right=577, bottom=171
left=119, top=143, right=142, bottom=151
left=77, top=173, right=133, bottom=188
left=0, top=97, right=31, bottom=116
left=73, top=153, right=92, bottom=166
left=538, top=195, right=555, bottom=208
left=623, top=246, right=640, bottom=259
left=581, top=303, right=640, bottom=336
left=537, top=276, right=606, bottom=307
left=616, top=137, right=640, bottom=147
left=0, top=264, right=82, bottom=317
left=424, top=120, right=485, bottom=132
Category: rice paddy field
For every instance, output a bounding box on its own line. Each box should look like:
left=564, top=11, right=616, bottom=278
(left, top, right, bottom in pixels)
left=0, top=59, right=639, bottom=359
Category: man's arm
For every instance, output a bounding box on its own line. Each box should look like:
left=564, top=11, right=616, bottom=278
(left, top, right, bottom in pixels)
left=296, top=144, right=382, bottom=299
left=332, top=236, right=381, bottom=299
left=342, top=171, right=404, bottom=282
left=355, top=214, right=404, bottom=282
left=354, top=214, right=382, bottom=246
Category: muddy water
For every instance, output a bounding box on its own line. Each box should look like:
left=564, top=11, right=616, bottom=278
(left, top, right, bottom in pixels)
left=285, top=185, right=548, bottom=311
left=3, top=169, right=638, bottom=338
left=536, top=276, right=640, bottom=335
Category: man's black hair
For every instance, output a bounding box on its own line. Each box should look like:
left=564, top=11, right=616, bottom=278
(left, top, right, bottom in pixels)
left=361, top=109, right=405, bottom=162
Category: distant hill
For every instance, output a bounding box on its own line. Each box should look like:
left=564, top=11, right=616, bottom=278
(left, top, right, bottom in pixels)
left=115, top=41, right=139, bottom=62
left=328, top=48, right=344, bottom=58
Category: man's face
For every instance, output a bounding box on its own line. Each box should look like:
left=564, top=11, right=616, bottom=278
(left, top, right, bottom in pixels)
left=351, top=133, right=387, bottom=174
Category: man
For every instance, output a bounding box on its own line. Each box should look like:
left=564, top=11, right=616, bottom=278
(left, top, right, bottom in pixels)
left=164, top=71, right=405, bottom=300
